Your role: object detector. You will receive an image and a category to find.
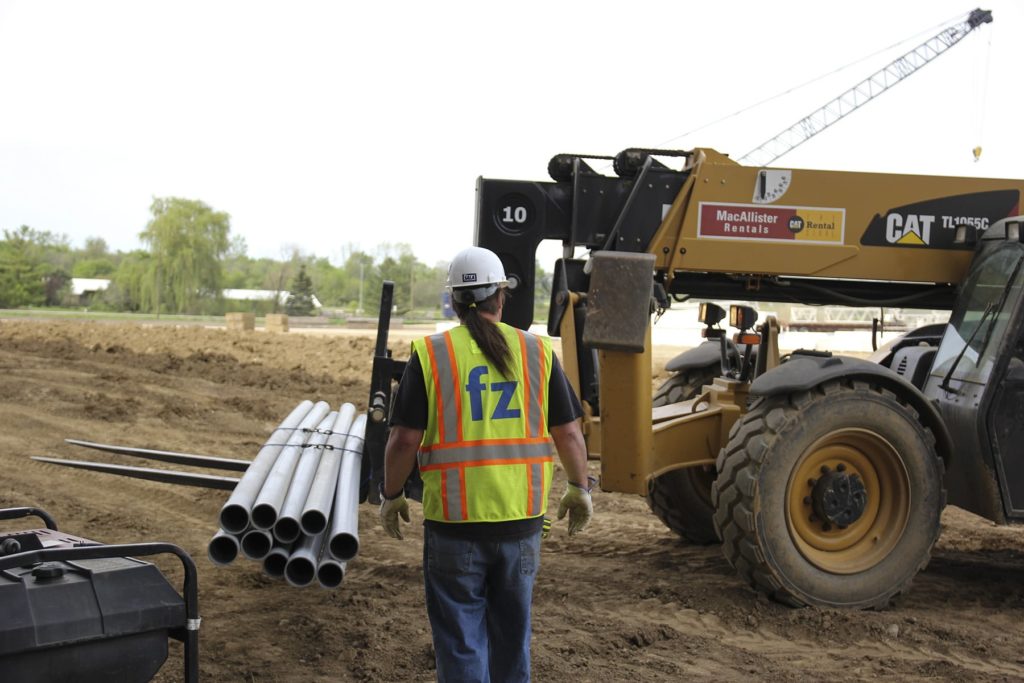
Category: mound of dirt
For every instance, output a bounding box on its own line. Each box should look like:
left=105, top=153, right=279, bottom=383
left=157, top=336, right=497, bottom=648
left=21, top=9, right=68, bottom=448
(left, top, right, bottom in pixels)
left=2, top=319, right=1024, bottom=682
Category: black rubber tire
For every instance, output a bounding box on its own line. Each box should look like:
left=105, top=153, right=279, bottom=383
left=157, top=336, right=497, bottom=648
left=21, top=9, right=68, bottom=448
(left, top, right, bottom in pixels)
left=647, top=366, right=721, bottom=545
left=711, top=380, right=946, bottom=609
left=652, top=366, right=716, bottom=407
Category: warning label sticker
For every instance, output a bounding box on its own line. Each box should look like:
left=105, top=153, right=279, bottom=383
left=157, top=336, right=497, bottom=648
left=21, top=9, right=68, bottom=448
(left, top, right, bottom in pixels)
left=698, top=202, right=845, bottom=245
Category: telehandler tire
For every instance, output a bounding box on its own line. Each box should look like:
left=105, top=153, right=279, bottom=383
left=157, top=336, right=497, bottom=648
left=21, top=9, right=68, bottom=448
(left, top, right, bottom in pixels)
left=711, top=379, right=945, bottom=608
left=647, top=366, right=720, bottom=545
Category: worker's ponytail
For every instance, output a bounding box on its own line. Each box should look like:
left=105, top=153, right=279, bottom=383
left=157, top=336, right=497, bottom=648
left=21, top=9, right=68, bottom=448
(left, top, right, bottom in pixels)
left=454, top=289, right=514, bottom=378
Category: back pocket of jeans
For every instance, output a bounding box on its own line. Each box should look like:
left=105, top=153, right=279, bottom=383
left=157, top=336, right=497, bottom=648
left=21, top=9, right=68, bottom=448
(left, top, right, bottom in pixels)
left=427, top=531, right=473, bottom=574
left=518, top=536, right=540, bottom=576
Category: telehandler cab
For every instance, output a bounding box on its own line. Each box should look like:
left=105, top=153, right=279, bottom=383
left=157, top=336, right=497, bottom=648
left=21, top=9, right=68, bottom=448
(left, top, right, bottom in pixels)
left=458, top=147, right=1024, bottom=608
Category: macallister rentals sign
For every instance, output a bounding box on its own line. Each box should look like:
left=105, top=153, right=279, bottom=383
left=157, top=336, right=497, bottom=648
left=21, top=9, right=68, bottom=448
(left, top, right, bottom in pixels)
left=698, top=202, right=846, bottom=245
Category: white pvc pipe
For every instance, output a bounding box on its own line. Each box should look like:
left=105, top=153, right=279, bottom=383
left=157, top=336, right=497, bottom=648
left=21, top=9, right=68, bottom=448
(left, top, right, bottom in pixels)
left=207, top=529, right=240, bottom=566
left=240, top=528, right=274, bottom=560
left=274, top=412, right=334, bottom=543
left=285, top=531, right=326, bottom=587
left=301, top=404, right=357, bottom=535
left=262, top=542, right=293, bottom=579
left=219, top=400, right=313, bottom=533
left=317, top=556, right=347, bottom=589
left=251, top=401, right=331, bottom=529
left=328, top=414, right=367, bottom=561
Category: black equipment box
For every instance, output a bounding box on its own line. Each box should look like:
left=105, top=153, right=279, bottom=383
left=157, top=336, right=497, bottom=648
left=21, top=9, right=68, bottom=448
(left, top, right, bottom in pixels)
left=0, top=507, right=197, bottom=683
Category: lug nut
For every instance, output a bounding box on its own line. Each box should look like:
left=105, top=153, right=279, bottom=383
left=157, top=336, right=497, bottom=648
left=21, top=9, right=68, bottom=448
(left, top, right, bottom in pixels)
left=820, top=465, right=830, bottom=474
left=837, top=463, right=847, bottom=472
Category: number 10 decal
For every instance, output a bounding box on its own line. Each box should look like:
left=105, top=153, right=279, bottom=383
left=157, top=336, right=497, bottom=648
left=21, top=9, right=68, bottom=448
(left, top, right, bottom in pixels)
left=502, top=206, right=528, bottom=224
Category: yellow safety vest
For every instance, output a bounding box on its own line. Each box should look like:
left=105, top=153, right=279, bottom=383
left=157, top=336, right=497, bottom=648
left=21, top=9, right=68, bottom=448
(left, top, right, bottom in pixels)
left=412, top=323, right=554, bottom=523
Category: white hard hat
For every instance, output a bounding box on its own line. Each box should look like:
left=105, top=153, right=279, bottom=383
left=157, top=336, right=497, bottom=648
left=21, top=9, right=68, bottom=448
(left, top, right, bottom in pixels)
left=447, top=246, right=508, bottom=304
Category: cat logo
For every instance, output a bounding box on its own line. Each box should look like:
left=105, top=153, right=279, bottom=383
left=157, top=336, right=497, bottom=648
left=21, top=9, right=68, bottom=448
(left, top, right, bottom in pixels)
left=886, top=213, right=935, bottom=246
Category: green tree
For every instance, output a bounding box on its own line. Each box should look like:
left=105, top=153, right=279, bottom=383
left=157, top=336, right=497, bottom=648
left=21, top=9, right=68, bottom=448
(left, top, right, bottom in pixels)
left=338, top=250, right=377, bottom=313
left=139, top=197, right=231, bottom=314
left=0, top=226, right=71, bottom=308
left=72, top=258, right=116, bottom=278
left=82, top=237, right=110, bottom=259
left=107, top=250, right=155, bottom=312
left=285, top=265, right=316, bottom=316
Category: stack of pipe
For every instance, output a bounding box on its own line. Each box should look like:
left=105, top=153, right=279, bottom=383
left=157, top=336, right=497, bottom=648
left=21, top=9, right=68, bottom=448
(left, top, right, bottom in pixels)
left=207, top=400, right=367, bottom=589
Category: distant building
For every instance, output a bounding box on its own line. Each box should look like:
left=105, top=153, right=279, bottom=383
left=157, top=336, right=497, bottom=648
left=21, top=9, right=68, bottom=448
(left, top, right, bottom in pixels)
left=70, top=278, right=111, bottom=305
left=222, top=289, right=322, bottom=310
left=67, top=280, right=322, bottom=310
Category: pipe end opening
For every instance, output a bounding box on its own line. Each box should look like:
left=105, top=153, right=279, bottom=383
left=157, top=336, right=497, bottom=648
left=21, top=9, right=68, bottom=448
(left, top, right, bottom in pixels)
left=263, top=552, right=288, bottom=578
left=208, top=535, right=239, bottom=565
left=317, top=563, right=344, bottom=588
left=219, top=505, right=249, bottom=534
left=329, top=534, right=359, bottom=562
left=285, top=559, right=315, bottom=587
left=273, top=518, right=301, bottom=544
left=250, top=504, right=277, bottom=530
left=300, top=511, right=327, bottom=536
left=241, top=531, right=272, bottom=560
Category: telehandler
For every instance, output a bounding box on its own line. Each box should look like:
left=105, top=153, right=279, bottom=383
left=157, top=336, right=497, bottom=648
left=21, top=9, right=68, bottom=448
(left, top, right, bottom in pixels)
left=433, top=146, right=1024, bottom=609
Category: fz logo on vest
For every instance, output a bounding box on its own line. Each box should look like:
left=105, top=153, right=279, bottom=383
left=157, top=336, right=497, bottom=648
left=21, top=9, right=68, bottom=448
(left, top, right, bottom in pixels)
left=466, top=366, right=520, bottom=421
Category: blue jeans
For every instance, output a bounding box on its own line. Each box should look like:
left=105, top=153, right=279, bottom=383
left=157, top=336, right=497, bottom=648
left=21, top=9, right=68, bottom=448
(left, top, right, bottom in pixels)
left=423, top=525, right=541, bottom=683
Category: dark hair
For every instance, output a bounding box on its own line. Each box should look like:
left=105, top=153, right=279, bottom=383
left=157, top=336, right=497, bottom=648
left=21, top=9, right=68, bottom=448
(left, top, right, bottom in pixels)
left=452, top=289, right=514, bottom=378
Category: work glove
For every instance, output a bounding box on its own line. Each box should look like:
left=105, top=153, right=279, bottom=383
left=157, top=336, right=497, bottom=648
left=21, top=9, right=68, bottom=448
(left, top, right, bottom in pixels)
left=380, top=492, right=410, bottom=540
left=557, top=481, right=593, bottom=536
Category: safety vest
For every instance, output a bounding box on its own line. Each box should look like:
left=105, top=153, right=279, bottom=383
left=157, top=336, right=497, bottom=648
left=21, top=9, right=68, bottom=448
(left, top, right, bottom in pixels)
left=412, top=323, right=554, bottom=523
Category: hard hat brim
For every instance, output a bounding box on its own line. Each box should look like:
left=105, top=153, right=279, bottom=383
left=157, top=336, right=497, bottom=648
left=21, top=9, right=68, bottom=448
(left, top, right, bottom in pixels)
left=449, top=282, right=506, bottom=304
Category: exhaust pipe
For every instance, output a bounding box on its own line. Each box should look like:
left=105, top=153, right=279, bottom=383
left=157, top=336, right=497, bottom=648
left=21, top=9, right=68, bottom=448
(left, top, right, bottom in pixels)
left=328, top=414, right=367, bottom=561
left=219, top=400, right=314, bottom=533
left=251, top=401, right=331, bottom=530
left=301, top=404, right=357, bottom=535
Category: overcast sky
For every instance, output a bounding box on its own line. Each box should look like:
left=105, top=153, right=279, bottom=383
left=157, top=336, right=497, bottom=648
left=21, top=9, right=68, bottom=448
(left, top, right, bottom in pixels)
left=1, top=1, right=1019, bottom=267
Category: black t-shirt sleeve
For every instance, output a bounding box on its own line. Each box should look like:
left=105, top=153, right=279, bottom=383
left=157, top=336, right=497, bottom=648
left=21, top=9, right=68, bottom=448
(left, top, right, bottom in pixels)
left=390, top=351, right=428, bottom=430
left=390, top=347, right=583, bottom=430
left=547, top=354, right=584, bottom=427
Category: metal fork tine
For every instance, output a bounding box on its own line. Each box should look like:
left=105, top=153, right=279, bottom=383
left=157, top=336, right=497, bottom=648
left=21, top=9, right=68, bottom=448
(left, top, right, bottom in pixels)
left=64, top=438, right=250, bottom=472
left=32, top=456, right=240, bottom=490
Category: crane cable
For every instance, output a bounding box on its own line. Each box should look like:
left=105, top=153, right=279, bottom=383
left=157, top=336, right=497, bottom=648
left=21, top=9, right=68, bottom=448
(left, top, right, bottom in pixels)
left=973, top=22, right=993, bottom=162
left=653, top=10, right=970, bottom=151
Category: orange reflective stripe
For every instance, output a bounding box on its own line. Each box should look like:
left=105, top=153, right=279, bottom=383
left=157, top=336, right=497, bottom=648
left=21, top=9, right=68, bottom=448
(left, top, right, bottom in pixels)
left=419, top=435, right=552, bottom=452
left=419, top=455, right=553, bottom=472
left=424, top=338, right=447, bottom=443
left=516, top=330, right=531, bottom=438
left=442, top=332, right=464, bottom=443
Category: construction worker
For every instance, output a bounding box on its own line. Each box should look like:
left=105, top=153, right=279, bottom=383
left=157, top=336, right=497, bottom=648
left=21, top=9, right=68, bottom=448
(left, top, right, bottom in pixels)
left=380, top=245, right=593, bottom=683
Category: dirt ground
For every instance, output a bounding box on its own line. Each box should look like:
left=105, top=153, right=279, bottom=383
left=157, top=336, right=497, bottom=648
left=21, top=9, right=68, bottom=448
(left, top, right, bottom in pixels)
left=3, top=319, right=1024, bottom=682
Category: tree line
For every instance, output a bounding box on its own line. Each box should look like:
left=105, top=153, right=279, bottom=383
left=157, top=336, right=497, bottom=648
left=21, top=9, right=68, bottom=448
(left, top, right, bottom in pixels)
left=0, top=197, right=550, bottom=319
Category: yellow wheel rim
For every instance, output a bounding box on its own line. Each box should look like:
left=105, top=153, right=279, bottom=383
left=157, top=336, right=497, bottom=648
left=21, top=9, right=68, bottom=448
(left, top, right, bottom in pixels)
left=786, top=428, right=910, bottom=574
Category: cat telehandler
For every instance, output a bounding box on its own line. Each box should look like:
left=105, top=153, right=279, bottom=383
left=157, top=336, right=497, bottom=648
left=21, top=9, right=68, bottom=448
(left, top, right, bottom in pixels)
left=453, top=146, right=1024, bottom=609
